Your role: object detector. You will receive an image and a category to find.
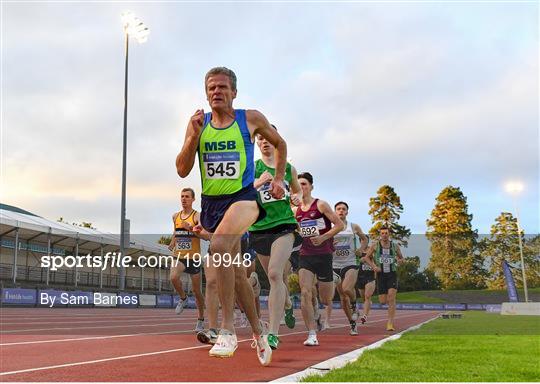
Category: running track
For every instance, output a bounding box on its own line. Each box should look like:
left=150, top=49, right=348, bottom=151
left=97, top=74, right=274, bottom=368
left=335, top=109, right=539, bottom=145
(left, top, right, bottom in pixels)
left=0, top=308, right=439, bottom=382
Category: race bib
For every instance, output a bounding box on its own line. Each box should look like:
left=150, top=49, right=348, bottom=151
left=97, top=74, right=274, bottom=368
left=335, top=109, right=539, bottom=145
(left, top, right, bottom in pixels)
left=175, top=230, right=193, bottom=251
left=176, top=238, right=192, bottom=251
left=334, top=246, right=351, bottom=259
left=203, top=152, right=240, bottom=179
left=258, top=181, right=289, bottom=204
left=299, top=220, right=320, bottom=237
left=361, top=263, right=372, bottom=271
left=381, top=248, right=392, bottom=273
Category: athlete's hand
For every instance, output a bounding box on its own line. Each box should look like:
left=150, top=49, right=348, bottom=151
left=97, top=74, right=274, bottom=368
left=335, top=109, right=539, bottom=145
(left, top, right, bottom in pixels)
left=397, top=258, right=405, bottom=265
left=168, top=243, right=175, bottom=251
left=269, top=178, right=285, bottom=200
left=188, top=109, right=205, bottom=138
left=259, top=171, right=274, bottom=185
left=192, top=224, right=203, bottom=234
left=290, top=193, right=301, bottom=206
left=310, top=235, right=325, bottom=246
left=374, top=266, right=382, bottom=273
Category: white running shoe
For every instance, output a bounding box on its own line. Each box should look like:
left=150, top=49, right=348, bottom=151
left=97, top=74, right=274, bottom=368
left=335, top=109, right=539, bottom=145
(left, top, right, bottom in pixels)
left=251, top=334, right=272, bottom=366
left=303, top=333, right=319, bottom=346
left=195, top=319, right=204, bottom=332
left=175, top=297, right=186, bottom=315
left=209, top=330, right=238, bottom=358
left=350, top=321, right=358, bottom=336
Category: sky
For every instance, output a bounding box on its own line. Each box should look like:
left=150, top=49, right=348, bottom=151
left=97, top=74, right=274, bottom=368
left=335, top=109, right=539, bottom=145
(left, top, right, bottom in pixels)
left=1, top=1, right=538, bottom=266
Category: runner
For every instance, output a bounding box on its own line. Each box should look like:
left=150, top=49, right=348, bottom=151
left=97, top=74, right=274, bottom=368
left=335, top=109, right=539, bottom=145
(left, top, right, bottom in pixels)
left=294, top=172, right=344, bottom=346
left=356, top=239, right=376, bottom=325
left=249, top=127, right=303, bottom=350
left=329, top=201, right=368, bottom=335
left=168, top=187, right=208, bottom=332
left=363, top=226, right=404, bottom=331
left=175, top=67, right=287, bottom=365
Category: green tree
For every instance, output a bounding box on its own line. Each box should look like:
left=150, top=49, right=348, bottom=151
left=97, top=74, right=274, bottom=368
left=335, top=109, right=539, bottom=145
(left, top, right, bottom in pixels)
left=479, top=212, right=523, bottom=289
left=397, top=256, right=441, bottom=291
left=368, top=185, right=411, bottom=246
left=158, top=235, right=172, bottom=246
left=524, top=235, right=540, bottom=288
left=57, top=217, right=96, bottom=229
left=426, top=186, right=485, bottom=289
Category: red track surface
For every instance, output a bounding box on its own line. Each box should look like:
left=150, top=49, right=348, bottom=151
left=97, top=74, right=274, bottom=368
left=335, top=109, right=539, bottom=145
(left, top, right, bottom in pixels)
left=0, top=308, right=439, bottom=382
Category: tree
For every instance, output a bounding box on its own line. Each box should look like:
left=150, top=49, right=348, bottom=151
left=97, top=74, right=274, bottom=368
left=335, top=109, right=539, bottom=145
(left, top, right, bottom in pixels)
left=426, top=186, right=485, bottom=289
left=158, top=235, right=172, bottom=246
left=479, top=212, right=523, bottom=289
left=524, top=235, right=540, bottom=288
left=368, top=185, right=411, bottom=246
left=397, top=256, right=441, bottom=292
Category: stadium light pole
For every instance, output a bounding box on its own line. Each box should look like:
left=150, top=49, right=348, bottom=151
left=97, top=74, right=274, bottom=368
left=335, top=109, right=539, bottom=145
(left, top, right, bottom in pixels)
left=119, top=12, right=149, bottom=290
left=504, top=180, right=528, bottom=303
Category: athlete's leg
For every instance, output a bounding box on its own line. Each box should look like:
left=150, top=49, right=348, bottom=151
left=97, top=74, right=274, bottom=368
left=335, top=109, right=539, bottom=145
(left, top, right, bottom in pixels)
left=336, top=280, right=352, bottom=321
left=211, top=200, right=259, bottom=333
left=342, top=268, right=358, bottom=307
left=265, top=233, right=294, bottom=334
left=363, top=281, right=375, bottom=317
left=170, top=259, right=187, bottom=300
left=233, top=262, right=262, bottom=335
left=387, top=287, right=397, bottom=325
left=299, top=268, right=317, bottom=331
left=317, top=281, right=335, bottom=312
left=203, top=264, right=219, bottom=330
left=190, top=272, right=205, bottom=320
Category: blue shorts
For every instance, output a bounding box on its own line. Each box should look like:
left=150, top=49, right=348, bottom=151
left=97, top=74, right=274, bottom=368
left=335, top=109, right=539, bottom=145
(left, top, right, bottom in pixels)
left=201, top=186, right=266, bottom=233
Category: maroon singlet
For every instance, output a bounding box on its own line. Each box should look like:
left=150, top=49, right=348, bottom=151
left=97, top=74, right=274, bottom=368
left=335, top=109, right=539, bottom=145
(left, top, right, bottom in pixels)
left=295, top=198, right=334, bottom=256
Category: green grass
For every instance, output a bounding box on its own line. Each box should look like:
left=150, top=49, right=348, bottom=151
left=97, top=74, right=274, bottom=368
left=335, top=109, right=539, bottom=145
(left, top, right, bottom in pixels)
left=366, top=288, right=540, bottom=304
left=303, top=312, right=540, bottom=382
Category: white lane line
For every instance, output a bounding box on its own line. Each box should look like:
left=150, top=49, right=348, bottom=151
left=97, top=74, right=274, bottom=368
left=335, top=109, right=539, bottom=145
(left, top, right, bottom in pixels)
left=0, top=312, right=432, bottom=376
left=0, top=322, right=193, bottom=334
left=0, top=328, right=198, bottom=346
left=1, top=317, right=187, bottom=325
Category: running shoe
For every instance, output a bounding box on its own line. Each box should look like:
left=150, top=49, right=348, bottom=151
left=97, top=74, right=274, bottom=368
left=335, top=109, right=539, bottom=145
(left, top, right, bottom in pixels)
left=284, top=307, right=296, bottom=329
left=386, top=322, right=395, bottom=331
left=303, top=333, right=319, bottom=346
left=195, top=318, right=205, bottom=332
left=350, top=321, right=358, bottom=336
left=175, top=296, right=187, bottom=315
left=197, top=328, right=218, bottom=345
left=267, top=333, right=280, bottom=350
left=360, top=314, right=367, bottom=325
left=209, top=330, right=238, bottom=358
left=252, top=334, right=272, bottom=366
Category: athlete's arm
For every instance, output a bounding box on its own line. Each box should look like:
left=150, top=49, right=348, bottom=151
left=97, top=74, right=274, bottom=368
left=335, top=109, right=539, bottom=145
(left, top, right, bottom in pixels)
left=253, top=171, right=273, bottom=189
left=310, top=200, right=344, bottom=246
left=246, top=110, right=287, bottom=198
left=289, top=166, right=303, bottom=207
left=176, top=109, right=204, bottom=178
left=352, top=224, right=369, bottom=255
left=168, top=213, right=177, bottom=251
left=192, top=212, right=212, bottom=241
left=396, top=244, right=405, bottom=264
left=362, top=243, right=380, bottom=272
